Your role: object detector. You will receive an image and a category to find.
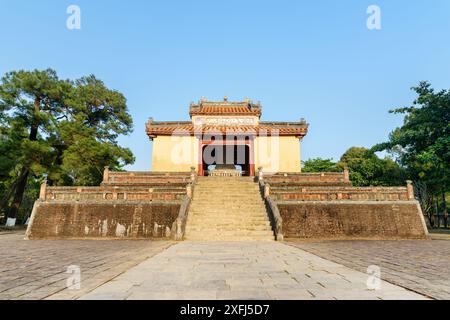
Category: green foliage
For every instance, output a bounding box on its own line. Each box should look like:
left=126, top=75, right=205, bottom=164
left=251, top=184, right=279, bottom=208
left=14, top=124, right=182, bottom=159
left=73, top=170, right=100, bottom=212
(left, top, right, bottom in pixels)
left=373, top=82, right=450, bottom=194
left=302, top=158, right=339, bottom=172
left=337, top=147, right=407, bottom=186
left=0, top=69, right=135, bottom=221
left=302, top=149, right=406, bottom=186
left=61, top=137, right=134, bottom=186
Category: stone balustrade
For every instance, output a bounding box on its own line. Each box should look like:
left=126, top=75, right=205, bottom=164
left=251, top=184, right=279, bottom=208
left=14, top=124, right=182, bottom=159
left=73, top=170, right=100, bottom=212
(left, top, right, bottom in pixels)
left=263, top=171, right=351, bottom=185
left=39, top=169, right=194, bottom=203
left=269, top=186, right=410, bottom=201
left=103, top=168, right=192, bottom=185
left=43, top=186, right=186, bottom=202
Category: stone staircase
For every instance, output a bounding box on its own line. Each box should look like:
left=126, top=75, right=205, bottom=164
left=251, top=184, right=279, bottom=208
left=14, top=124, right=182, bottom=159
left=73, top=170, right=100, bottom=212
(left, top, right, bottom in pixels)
left=184, top=176, right=275, bottom=241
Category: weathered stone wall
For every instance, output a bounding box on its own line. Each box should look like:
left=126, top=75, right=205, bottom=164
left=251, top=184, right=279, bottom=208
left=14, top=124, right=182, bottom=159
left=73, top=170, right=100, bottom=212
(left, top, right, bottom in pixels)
left=26, top=201, right=181, bottom=239
left=277, top=201, right=428, bottom=239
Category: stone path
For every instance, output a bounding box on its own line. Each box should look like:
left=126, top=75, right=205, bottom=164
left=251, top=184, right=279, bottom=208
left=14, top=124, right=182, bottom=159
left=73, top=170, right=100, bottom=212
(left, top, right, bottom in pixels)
left=80, top=241, right=427, bottom=300
left=288, top=240, right=450, bottom=300
left=0, top=233, right=172, bottom=300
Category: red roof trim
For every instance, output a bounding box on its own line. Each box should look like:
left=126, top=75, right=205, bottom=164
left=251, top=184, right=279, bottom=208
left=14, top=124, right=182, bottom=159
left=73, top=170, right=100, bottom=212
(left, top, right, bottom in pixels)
left=146, top=122, right=308, bottom=137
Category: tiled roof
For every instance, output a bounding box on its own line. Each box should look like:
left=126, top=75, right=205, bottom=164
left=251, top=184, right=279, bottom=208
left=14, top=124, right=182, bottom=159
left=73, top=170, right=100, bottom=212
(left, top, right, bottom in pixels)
left=190, top=105, right=261, bottom=116
left=146, top=121, right=308, bottom=137
left=189, top=100, right=262, bottom=117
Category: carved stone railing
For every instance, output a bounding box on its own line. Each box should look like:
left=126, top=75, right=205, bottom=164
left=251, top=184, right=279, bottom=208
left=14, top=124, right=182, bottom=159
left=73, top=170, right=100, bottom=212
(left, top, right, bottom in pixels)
left=269, top=185, right=412, bottom=202
left=102, top=167, right=192, bottom=184
left=43, top=186, right=186, bottom=202
left=258, top=179, right=283, bottom=241
left=172, top=181, right=196, bottom=241
left=38, top=168, right=198, bottom=203
left=263, top=170, right=351, bottom=185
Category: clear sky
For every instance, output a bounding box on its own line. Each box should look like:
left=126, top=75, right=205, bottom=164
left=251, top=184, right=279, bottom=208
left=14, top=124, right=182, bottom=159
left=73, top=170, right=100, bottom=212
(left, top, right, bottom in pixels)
left=1, top=0, right=449, bottom=170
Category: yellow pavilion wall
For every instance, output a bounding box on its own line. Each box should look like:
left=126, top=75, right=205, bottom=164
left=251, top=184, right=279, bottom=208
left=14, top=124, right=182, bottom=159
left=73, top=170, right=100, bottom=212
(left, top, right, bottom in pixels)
left=152, top=136, right=198, bottom=171
left=255, top=136, right=301, bottom=173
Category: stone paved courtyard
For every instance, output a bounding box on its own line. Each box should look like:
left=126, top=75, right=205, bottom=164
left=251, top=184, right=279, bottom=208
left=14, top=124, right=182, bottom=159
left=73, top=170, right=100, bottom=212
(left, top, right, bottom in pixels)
left=287, top=239, right=450, bottom=300
left=80, top=241, right=427, bottom=300
left=0, top=233, right=172, bottom=300
left=0, top=231, right=449, bottom=300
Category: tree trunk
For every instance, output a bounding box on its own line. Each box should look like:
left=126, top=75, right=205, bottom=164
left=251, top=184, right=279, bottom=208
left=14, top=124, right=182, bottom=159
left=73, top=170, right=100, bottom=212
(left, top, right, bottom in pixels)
left=443, top=190, right=448, bottom=228
left=6, top=97, right=40, bottom=224
left=0, top=179, right=18, bottom=213
left=6, top=168, right=29, bottom=221
left=434, top=197, right=439, bottom=228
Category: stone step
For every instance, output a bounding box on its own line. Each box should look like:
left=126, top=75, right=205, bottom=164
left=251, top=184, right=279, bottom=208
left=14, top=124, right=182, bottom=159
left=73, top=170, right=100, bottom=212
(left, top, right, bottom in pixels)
left=193, top=191, right=261, bottom=195
left=188, top=210, right=268, bottom=215
left=187, top=215, right=270, bottom=221
left=190, top=205, right=266, bottom=209
left=185, top=235, right=275, bottom=241
left=189, top=207, right=266, bottom=210
left=190, top=204, right=265, bottom=208
left=187, top=223, right=271, bottom=228
left=185, top=230, right=274, bottom=236
left=197, top=182, right=256, bottom=184
left=189, top=213, right=268, bottom=218
left=187, top=226, right=271, bottom=230
left=186, top=225, right=272, bottom=231
left=192, top=194, right=263, bottom=198
left=197, top=180, right=257, bottom=183
left=188, top=213, right=268, bottom=218
left=196, top=183, right=258, bottom=186
left=194, top=185, right=259, bottom=193
left=191, top=201, right=264, bottom=205
left=192, top=198, right=263, bottom=202
left=195, top=188, right=258, bottom=190
left=189, top=206, right=266, bottom=211
left=187, top=219, right=270, bottom=225
left=186, top=177, right=273, bottom=241
left=186, top=218, right=271, bottom=223
left=191, top=199, right=264, bottom=203
left=193, top=190, right=261, bottom=194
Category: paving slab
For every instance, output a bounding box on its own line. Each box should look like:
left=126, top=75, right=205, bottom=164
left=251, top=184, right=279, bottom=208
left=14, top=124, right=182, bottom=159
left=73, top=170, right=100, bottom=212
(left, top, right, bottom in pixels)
left=80, top=241, right=427, bottom=300
left=0, top=233, right=173, bottom=300
left=287, top=239, right=450, bottom=300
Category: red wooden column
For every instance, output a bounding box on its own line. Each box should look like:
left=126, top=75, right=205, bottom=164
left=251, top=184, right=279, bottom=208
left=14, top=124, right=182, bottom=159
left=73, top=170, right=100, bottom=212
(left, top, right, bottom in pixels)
left=197, top=138, right=204, bottom=176
left=249, top=137, right=255, bottom=176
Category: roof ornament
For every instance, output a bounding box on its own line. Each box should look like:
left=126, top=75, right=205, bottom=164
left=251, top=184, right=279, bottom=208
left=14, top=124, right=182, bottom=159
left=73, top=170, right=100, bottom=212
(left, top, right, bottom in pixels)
left=146, top=117, right=155, bottom=130
left=223, top=96, right=228, bottom=102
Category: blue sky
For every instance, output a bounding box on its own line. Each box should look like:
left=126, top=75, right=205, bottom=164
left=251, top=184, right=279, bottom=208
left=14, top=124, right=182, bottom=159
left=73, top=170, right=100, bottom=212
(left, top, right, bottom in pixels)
left=1, top=0, right=449, bottom=170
